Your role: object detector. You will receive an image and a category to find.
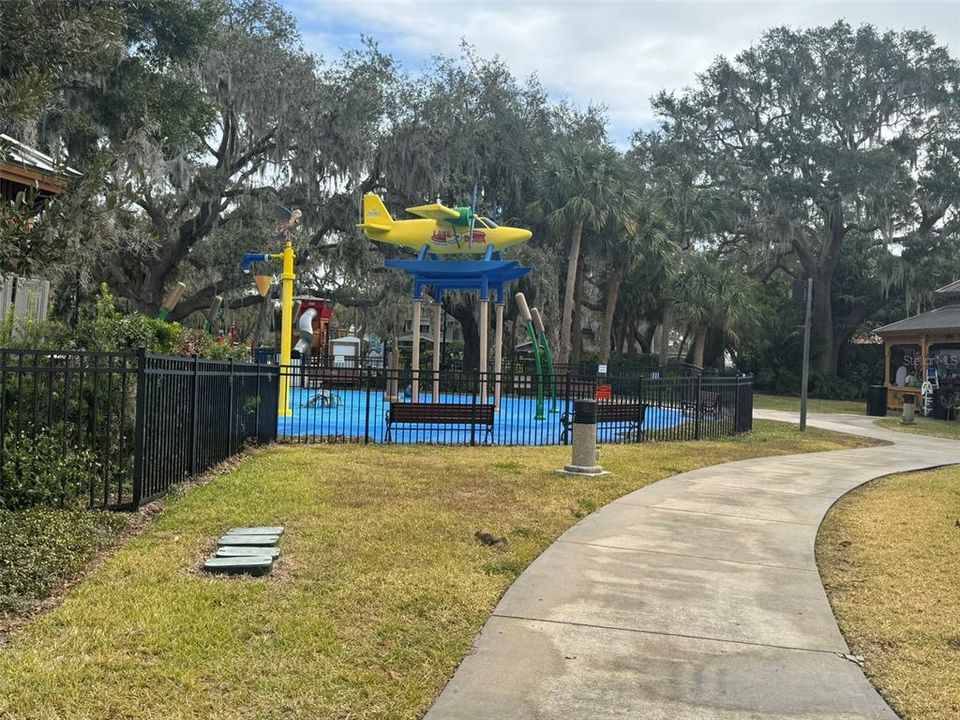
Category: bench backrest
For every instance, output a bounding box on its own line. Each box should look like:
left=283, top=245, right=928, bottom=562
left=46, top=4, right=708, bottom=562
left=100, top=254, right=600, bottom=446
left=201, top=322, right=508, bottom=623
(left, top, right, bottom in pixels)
left=389, top=403, right=495, bottom=425
left=596, top=403, right=646, bottom=423
left=305, top=368, right=362, bottom=386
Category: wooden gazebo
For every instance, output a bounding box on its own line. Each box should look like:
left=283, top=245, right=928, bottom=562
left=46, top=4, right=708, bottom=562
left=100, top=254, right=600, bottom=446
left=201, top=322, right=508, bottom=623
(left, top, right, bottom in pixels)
left=875, top=281, right=960, bottom=410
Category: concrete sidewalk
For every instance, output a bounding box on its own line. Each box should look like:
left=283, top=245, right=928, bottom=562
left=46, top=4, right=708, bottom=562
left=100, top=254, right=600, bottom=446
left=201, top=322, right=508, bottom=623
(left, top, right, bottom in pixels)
left=426, top=412, right=960, bottom=719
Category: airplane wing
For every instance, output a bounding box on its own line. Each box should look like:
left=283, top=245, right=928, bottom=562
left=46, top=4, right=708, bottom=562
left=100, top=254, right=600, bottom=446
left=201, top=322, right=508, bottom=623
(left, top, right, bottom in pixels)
left=405, top=202, right=460, bottom=221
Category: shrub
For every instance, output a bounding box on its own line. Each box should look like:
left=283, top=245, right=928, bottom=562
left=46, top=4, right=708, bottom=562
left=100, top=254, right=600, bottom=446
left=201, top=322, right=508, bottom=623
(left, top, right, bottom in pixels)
left=2, top=284, right=250, bottom=360
left=0, top=507, right=127, bottom=613
left=0, top=429, right=99, bottom=510
left=808, top=373, right=864, bottom=401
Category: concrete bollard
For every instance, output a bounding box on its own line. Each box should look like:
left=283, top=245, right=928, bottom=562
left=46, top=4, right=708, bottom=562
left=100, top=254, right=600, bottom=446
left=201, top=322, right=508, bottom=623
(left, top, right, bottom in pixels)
left=559, top=399, right=607, bottom=476
left=900, top=394, right=916, bottom=425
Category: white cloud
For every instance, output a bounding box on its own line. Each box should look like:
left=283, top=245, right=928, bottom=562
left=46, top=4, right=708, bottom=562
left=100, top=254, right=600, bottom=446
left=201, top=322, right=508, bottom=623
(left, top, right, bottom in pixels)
left=287, top=0, right=960, bottom=143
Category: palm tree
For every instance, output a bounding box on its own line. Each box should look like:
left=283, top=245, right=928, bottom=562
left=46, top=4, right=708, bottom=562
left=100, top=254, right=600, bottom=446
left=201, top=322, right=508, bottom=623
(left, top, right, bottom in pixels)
left=629, top=134, right=730, bottom=365
left=676, top=255, right=758, bottom=369
left=595, top=200, right=673, bottom=365
left=527, top=140, right=631, bottom=365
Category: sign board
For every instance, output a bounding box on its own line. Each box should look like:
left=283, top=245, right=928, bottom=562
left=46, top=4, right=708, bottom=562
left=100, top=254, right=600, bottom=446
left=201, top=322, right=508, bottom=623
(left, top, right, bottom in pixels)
left=598, top=364, right=608, bottom=375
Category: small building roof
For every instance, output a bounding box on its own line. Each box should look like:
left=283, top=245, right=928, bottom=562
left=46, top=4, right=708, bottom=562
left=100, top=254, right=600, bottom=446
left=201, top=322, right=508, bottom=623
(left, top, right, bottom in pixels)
left=874, top=304, right=960, bottom=336
left=935, top=280, right=960, bottom=298
left=1, top=134, right=82, bottom=196
left=2, top=134, right=81, bottom=177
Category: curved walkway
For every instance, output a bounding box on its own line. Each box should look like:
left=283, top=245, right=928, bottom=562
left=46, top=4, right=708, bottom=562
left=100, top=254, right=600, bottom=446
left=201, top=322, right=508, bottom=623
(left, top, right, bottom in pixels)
left=426, top=412, right=960, bottom=719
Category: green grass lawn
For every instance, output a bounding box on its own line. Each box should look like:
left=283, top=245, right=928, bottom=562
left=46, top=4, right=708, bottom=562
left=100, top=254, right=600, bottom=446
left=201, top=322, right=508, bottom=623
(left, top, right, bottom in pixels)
left=755, top=393, right=960, bottom=441
left=0, top=421, right=874, bottom=720
left=753, top=393, right=866, bottom=414
left=818, top=465, right=960, bottom=720
left=876, top=416, right=960, bottom=440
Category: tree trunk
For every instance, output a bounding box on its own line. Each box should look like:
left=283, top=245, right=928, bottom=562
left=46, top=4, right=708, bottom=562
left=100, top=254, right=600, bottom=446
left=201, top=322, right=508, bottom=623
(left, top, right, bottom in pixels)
left=799, top=200, right=845, bottom=375
left=571, top=249, right=585, bottom=366
left=640, top=323, right=656, bottom=354
left=558, top=221, right=583, bottom=365
left=598, top=264, right=624, bottom=365
left=811, top=269, right=837, bottom=374
left=691, top=325, right=707, bottom=368
left=445, top=296, right=480, bottom=370
left=658, top=304, right=671, bottom=366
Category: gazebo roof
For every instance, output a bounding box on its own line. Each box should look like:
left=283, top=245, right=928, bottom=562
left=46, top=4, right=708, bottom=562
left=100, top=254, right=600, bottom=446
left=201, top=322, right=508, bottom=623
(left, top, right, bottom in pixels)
left=875, top=304, right=960, bottom=336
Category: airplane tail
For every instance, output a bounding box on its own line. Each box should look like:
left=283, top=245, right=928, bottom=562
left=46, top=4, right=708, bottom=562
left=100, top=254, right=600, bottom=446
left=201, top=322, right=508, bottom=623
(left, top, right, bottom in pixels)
left=356, top=194, right=393, bottom=233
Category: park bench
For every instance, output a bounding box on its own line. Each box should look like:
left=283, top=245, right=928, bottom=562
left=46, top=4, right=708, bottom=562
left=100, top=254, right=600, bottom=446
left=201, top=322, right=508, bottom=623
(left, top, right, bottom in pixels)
left=303, top=367, right=362, bottom=388
left=681, top=391, right=720, bottom=418
left=385, top=402, right=495, bottom=444
left=560, top=402, right=647, bottom=444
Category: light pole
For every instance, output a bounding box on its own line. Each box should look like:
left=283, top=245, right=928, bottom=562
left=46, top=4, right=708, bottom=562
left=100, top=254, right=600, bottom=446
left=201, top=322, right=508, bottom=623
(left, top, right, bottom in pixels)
left=794, top=277, right=814, bottom=432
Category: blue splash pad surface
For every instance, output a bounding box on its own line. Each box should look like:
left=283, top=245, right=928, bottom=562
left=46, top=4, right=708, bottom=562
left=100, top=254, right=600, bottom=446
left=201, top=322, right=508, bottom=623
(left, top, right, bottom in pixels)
left=277, top=388, right=686, bottom=445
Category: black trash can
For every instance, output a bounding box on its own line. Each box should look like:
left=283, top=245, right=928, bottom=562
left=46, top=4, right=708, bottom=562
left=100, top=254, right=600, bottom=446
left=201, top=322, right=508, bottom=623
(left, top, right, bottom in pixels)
left=254, top=347, right=277, bottom=365
left=866, top=385, right=887, bottom=417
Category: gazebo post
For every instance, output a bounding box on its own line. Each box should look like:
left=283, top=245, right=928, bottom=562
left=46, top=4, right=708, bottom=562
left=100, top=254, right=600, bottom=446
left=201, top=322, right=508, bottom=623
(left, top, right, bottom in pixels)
left=479, top=294, right=489, bottom=402
left=432, top=296, right=442, bottom=401
left=411, top=296, right=422, bottom=402
left=921, top=333, right=929, bottom=379
left=494, top=296, right=505, bottom=412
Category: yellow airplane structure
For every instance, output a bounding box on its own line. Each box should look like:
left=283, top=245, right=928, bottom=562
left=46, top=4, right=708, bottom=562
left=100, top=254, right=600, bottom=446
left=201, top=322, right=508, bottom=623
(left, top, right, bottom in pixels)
left=356, top=194, right=532, bottom=255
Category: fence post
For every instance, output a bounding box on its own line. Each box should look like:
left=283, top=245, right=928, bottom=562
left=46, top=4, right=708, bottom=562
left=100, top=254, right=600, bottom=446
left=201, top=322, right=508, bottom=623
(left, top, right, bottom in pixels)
left=189, top=355, right=199, bottom=476
left=228, top=358, right=236, bottom=456
left=364, top=368, right=372, bottom=445
left=734, top=375, right=741, bottom=435
left=131, top=348, right=148, bottom=508
left=255, top=361, right=262, bottom=442
left=470, top=375, right=477, bottom=447
left=636, top=375, right=644, bottom=442
left=0, top=351, right=6, bottom=475
left=694, top=373, right=702, bottom=441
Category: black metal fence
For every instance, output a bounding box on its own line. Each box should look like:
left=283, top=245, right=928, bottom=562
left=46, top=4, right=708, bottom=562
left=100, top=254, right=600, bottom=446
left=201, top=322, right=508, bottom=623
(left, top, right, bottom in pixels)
left=0, top=349, right=278, bottom=509
left=277, top=364, right=753, bottom=446
left=1, top=347, right=752, bottom=509
left=133, top=352, right=279, bottom=505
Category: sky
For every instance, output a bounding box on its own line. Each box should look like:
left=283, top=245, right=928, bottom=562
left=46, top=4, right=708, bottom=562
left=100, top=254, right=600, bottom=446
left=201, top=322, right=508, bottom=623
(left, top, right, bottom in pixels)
left=283, top=1, right=960, bottom=144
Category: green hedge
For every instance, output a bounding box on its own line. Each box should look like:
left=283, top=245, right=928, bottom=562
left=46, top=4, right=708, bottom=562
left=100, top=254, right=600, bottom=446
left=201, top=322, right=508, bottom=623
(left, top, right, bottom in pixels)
left=0, top=429, right=99, bottom=511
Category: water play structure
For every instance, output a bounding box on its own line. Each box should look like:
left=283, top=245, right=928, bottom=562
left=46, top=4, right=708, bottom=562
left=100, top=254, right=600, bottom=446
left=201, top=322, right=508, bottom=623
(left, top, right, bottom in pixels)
left=242, top=206, right=302, bottom=417
left=356, top=193, right=532, bottom=255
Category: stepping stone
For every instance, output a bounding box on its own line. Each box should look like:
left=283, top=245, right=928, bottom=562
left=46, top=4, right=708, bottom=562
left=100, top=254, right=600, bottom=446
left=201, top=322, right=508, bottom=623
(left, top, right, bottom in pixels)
left=225, top=526, right=285, bottom=536
left=217, top=533, right=280, bottom=547
left=203, top=556, right=273, bottom=576
left=216, top=546, right=281, bottom=560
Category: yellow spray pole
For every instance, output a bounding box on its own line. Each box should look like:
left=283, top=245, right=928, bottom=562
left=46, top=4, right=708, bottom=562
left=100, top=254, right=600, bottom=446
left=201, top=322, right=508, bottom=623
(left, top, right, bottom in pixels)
left=242, top=206, right=301, bottom=418
left=273, top=238, right=295, bottom=417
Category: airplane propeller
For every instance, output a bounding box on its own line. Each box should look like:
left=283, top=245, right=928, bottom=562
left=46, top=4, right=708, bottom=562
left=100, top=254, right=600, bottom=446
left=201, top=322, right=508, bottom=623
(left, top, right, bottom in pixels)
left=468, top=181, right=478, bottom=249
